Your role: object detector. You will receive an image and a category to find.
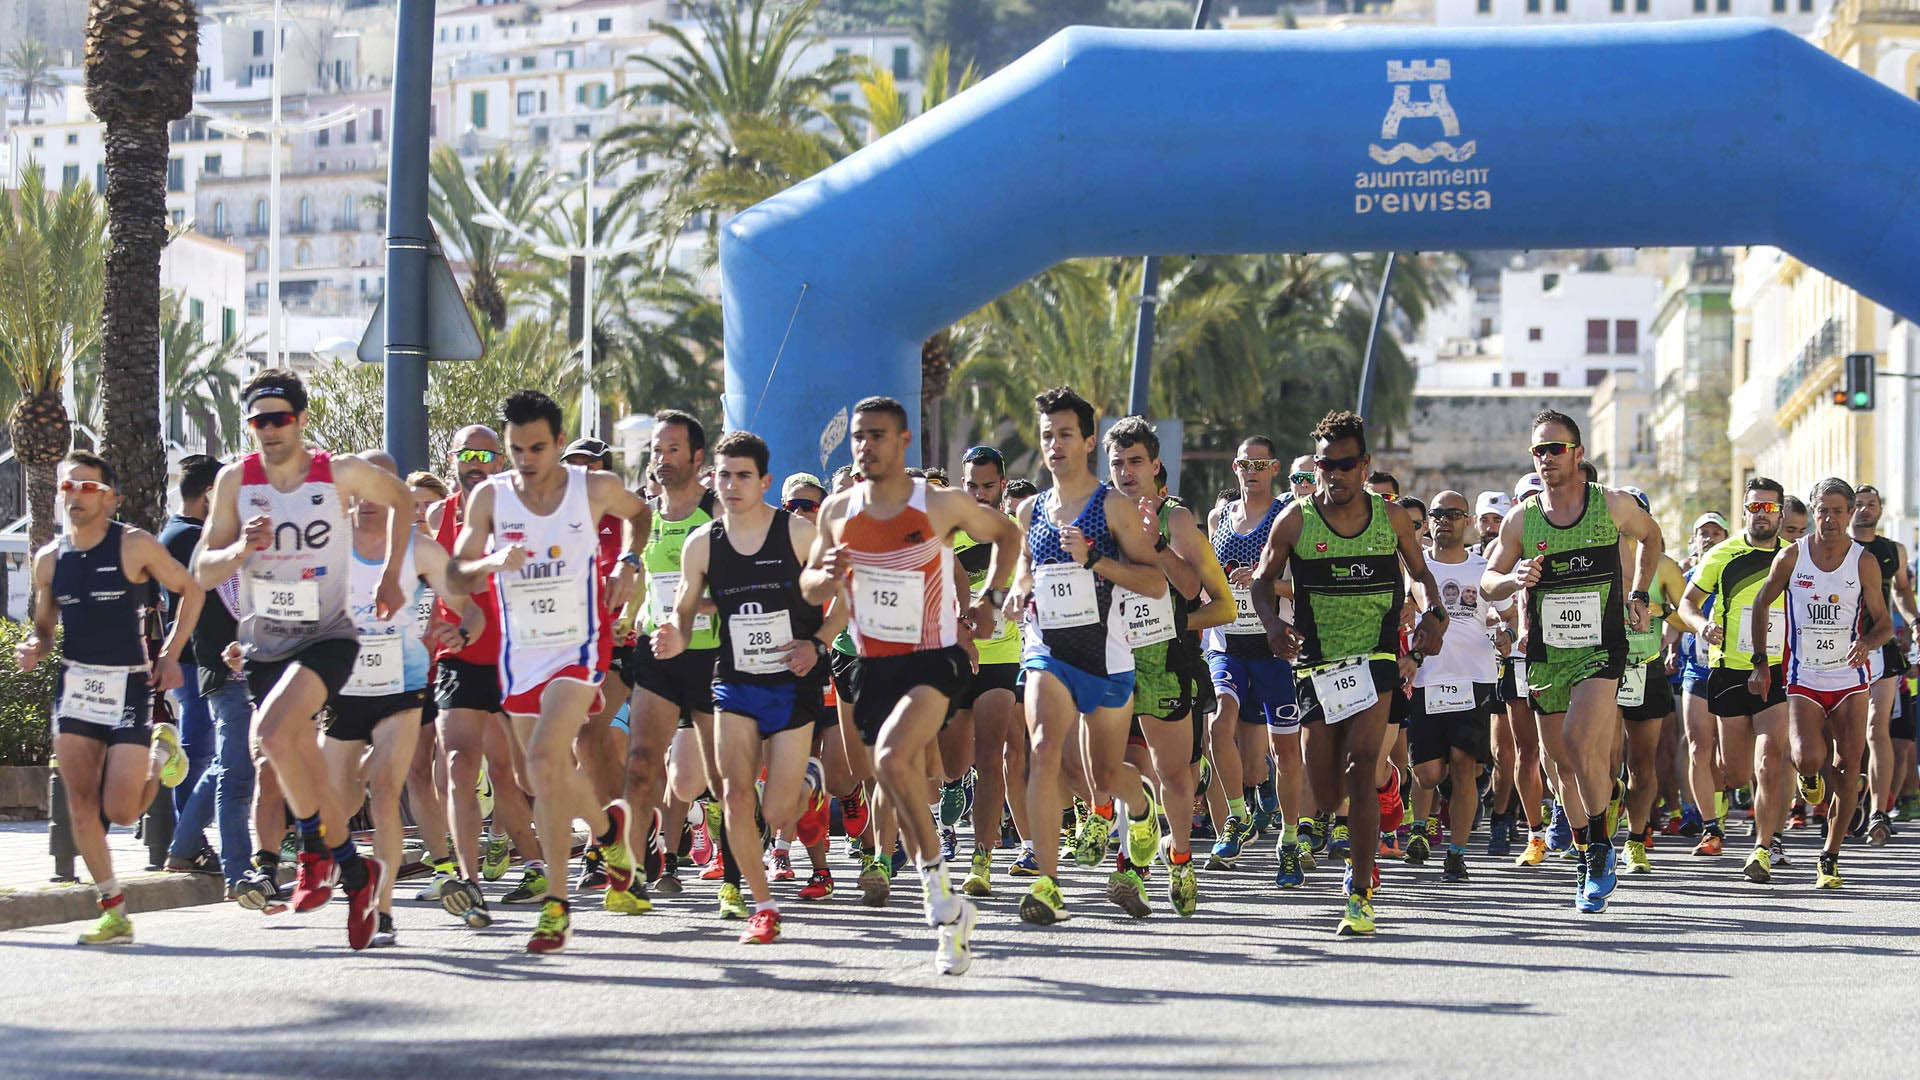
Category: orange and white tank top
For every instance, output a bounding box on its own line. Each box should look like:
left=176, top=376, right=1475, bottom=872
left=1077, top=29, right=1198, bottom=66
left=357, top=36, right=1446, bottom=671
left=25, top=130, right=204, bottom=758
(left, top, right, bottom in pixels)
left=841, top=478, right=958, bottom=658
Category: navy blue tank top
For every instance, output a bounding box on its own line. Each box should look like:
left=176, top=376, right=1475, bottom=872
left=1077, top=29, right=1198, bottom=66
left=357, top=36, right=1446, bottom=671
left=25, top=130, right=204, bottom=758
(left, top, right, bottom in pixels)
left=710, top=510, right=823, bottom=684
left=1024, top=483, right=1130, bottom=676
left=53, top=522, right=149, bottom=667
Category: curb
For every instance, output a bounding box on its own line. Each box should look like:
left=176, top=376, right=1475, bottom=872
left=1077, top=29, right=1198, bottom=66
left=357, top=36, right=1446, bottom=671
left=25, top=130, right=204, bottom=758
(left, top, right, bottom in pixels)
left=0, top=871, right=227, bottom=932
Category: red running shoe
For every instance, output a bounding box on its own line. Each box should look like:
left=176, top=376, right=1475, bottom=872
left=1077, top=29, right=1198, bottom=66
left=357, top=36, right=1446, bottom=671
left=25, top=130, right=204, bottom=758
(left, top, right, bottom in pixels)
left=345, top=856, right=384, bottom=951
left=769, top=850, right=796, bottom=881
left=798, top=870, right=835, bottom=900
left=795, top=793, right=831, bottom=849
left=689, top=820, right=714, bottom=867
left=839, top=791, right=871, bottom=841
left=701, top=854, right=728, bottom=881
left=739, top=907, right=781, bottom=945
left=1378, top=770, right=1404, bottom=833
left=288, top=851, right=337, bottom=914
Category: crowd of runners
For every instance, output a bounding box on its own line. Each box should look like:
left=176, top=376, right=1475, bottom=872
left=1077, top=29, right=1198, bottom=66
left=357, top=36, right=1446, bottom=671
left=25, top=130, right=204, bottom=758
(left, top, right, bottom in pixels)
left=18, top=372, right=1920, bottom=970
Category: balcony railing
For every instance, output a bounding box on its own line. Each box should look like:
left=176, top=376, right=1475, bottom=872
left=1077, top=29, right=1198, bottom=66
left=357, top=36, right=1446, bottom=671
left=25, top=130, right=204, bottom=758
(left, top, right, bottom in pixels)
left=1774, top=315, right=1849, bottom=411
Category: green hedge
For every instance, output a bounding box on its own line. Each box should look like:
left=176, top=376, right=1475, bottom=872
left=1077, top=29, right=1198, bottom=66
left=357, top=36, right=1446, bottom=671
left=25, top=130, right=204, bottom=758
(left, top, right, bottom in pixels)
left=0, top=619, right=57, bottom=766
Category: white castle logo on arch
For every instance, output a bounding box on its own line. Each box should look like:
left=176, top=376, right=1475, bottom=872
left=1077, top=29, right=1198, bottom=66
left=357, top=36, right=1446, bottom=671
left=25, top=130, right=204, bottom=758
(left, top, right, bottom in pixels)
left=1370, top=59, right=1477, bottom=166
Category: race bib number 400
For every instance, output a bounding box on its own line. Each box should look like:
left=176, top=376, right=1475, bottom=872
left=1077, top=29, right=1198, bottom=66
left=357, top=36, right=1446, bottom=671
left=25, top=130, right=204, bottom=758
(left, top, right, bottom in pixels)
left=1311, top=657, right=1379, bottom=724
left=342, top=635, right=404, bottom=696
left=1033, top=563, right=1098, bottom=630
left=1541, top=591, right=1603, bottom=649
left=853, top=566, right=925, bottom=644
left=730, top=609, right=794, bottom=676
left=59, top=662, right=131, bottom=726
left=255, top=576, right=319, bottom=623
left=502, top=577, right=586, bottom=649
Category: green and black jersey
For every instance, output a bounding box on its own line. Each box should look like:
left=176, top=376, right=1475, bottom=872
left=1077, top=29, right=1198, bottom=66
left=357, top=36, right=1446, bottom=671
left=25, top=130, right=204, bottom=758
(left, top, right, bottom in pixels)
left=1693, top=534, right=1785, bottom=672
left=1522, top=483, right=1628, bottom=665
left=1289, top=492, right=1402, bottom=670
left=642, top=489, right=720, bottom=648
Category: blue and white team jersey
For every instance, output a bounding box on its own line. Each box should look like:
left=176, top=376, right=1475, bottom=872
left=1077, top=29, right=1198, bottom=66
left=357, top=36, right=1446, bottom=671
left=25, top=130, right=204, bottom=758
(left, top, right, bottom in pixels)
left=1022, top=484, right=1133, bottom=677
left=341, top=531, right=429, bottom=697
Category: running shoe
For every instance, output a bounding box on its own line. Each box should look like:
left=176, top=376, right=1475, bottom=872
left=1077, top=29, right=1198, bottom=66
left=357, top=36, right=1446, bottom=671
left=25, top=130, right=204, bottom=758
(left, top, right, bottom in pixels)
left=482, top=833, right=511, bottom=881
left=1341, top=860, right=1381, bottom=895
left=653, top=870, right=684, bottom=896
left=717, top=881, right=750, bottom=920
left=1605, top=782, right=1625, bottom=841
left=839, top=791, right=871, bottom=841
left=1867, top=810, right=1893, bottom=847
left=1441, top=849, right=1469, bottom=883
left=345, top=856, right=384, bottom=951
left=1018, top=876, right=1070, bottom=924
left=1207, top=815, right=1248, bottom=869
left=935, top=897, right=978, bottom=975
left=604, top=879, right=653, bottom=915
left=1310, top=814, right=1333, bottom=856
left=1678, top=805, right=1704, bottom=837
left=1378, top=832, right=1403, bottom=860
left=857, top=853, right=892, bottom=907
left=1692, top=832, right=1724, bottom=857
left=1249, top=803, right=1274, bottom=837
left=798, top=870, right=835, bottom=900
left=370, top=912, right=398, bottom=948
left=1377, top=770, right=1404, bottom=833
left=1623, top=839, right=1653, bottom=875
left=1072, top=810, right=1112, bottom=867
left=1585, top=845, right=1618, bottom=901
left=1127, top=809, right=1162, bottom=869
left=1546, top=803, right=1572, bottom=853
left=576, top=846, right=608, bottom=891
left=939, top=778, right=971, bottom=828
left=1008, top=849, right=1041, bottom=877
left=1815, top=851, right=1842, bottom=889
left=1662, top=811, right=1684, bottom=837
left=413, top=867, right=455, bottom=904
left=1797, top=771, right=1827, bottom=809
left=769, top=850, right=796, bottom=882
left=1896, top=794, right=1920, bottom=823
left=962, top=850, right=993, bottom=897
left=740, top=908, right=781, bottom=945
left=599, top=799, right=637, bottom=893
left=1168, top=859, right=1198, bottom=916
left=1487, top=815, right=1512, bottom=859
left=527, top=899, right=570, bottom=955
left=1297, top=817, right=1321, bottom=856
left=441, top=877, right=493, bottom=927
left=1849, top=804, right=1869, bottom=839
left=1742, top=846, right=1772, bottom=883
left=689, top=816, right=714, bottom=866
left=501, top=865, right=549, bottom=904
left=939, top=826, right=958, bottom=862
left=151, top=722, right=188, bottom=788
left=1106, top=867, right=1151, bottom=918
left=795, top=792, right=831, bottom=850
left=1298, top=841, right=1317, bottom=874
left=1274, top=841, right=1305, bottom=889
left=700, top=856, right=728, bottom=881
left=288, top=851, right=337, bottom=914
left=1573, top=855, right=1605, bottom=914
left=1328, top=823, right=1351, bottom=862
left=77, top=907, right=133, bottom=945
left=1335, top=891, right=1375, bottom=937
left=1515, top=836, right=1547, bottom=867
left=1770, top=835, right=1791, bottom=869
left=1404, top=828, right=1430, bottom=866
left=234, top=861, right=287, bottom=913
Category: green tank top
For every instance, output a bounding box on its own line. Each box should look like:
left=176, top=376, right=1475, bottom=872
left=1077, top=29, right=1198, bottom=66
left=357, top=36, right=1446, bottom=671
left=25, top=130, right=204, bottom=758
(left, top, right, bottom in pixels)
left=1289, top=492, right=1402, bottom=670
left=643, top=491, right=719, bottom=650
left=1522, top=483, right=1626, bottom=663
left=954, top=522, right=1020, bottom=665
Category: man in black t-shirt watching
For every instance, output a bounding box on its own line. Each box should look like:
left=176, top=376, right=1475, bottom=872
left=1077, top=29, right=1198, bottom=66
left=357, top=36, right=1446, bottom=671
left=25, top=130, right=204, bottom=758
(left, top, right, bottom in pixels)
left=161, top=456, right=259, bottom=895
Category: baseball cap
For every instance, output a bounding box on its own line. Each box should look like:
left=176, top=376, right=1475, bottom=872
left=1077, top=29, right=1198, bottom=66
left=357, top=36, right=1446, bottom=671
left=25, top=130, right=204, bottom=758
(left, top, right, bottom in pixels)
left=782, top=472, right=826, bottom=501
left=562, top=437, right=613, bottom=467
left=1691, top=511, right=1730, bottom=534
left=1474, top=491, right=1513, bottom=518
left=1513, top=472, right=1545, bottom=499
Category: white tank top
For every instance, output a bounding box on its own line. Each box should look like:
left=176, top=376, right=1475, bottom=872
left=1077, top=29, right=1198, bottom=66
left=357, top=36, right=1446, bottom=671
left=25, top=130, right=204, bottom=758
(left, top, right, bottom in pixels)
left=1785, top=536, right=1870, bottom=692
left=488, top=465, right=606, bottom=698
left=237, top=450, right=354, bottom=660
left=342, top=529, right=427, bottom=696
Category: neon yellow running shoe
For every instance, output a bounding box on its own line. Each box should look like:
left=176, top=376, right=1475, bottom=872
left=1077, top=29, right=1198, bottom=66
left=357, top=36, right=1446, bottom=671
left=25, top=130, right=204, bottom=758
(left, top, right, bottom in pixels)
left=1126, top=807, right=1162, bottom=868
left=1742, top=845, right=1772, bottom=884
left=1623, top=839, right=1652, bottom=874
left=1072, top=809, right=1112, bottom=867
left=78, top=907, right=133, bottom=945
left=1798, top=772, right=1827, bottom=808
left=1105, top=868, right=1150, bottom=918
left=717, top=881, right=750, bottom=920
left=604, top=882, right=652, bottom=914
left=152, top=722, right=187, bottom=788
left=1335, top=891, right=1375, bottom=937
left=482, top=832, right=511, bottom=880
left=1168, top=859, right=1198, bottom=917
left=1018, top=875, right=1070, bottom=925
left=961, top=850, right=993, bottom=897
left=1815, top=852, right=1842, bottom=889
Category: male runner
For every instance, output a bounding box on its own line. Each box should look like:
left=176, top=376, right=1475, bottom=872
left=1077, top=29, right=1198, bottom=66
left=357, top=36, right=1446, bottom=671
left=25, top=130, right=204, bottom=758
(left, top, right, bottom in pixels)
left=324, top=451, right=480, bottom=944
left=1105, top=417, right=1233, bottom=915
left=803, top=395, right=1016, bottom=973
left=1001, top=387, right=1168, bottom=926
left=196, top=370, right=416, bottom=949
left=1850, top=484, right=1919, bottom=844
left=428, top=425, right=543, bottom=914
left=1254, top=411, right=1447, bottom=936
left=562, top=438, right=635, bottom=848
left=1484, top=410, right=1663, bottom=914
left=656, top=431, right=839, bottom=945
left=1681, top=477, right=1795, bottom=883
left=1615, top=487, right=1690, bottom=875
left=17, top=452, right=198, bottom=944
left=621, top=410, right=736, bottom=915
left=449, top=389, right=648, bottom=953
left=1204, top=436, right=1298, bottom=871
left=1680, top=512, right=1731, bottom=854
left=1408, top=491, right=1503, bottom=883
left=1749, top=478, right=1889, bottom=888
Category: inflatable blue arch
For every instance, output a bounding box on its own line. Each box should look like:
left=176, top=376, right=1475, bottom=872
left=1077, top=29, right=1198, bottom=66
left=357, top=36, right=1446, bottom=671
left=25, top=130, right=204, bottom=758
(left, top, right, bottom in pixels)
left=719, top=20, right=1920, bottom=474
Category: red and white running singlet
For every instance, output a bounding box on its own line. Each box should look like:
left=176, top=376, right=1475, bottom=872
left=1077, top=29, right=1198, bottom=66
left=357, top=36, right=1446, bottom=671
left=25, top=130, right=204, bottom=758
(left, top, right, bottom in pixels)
left=841, top=479, right=958, bottom=658
left=488, top=465, right=611, bottom=703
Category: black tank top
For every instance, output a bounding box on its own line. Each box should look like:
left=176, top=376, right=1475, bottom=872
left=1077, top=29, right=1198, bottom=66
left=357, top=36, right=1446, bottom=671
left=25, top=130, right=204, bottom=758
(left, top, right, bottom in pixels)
left=711, top=509, right=823, bottom=683
left=53, top=522, right=149, bottom=667
left=1864, top=534, right=1904, bottom=668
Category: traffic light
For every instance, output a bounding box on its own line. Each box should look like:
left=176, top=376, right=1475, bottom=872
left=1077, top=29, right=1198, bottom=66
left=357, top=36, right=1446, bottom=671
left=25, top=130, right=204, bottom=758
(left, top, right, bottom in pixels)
left=1837, top=352, right=1876, bottom=411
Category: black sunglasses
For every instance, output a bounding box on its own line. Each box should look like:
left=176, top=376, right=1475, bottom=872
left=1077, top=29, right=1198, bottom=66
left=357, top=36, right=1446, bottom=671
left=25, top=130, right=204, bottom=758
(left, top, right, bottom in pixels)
left=1429, top=508, right=1469, bottom=522
left=1313, top=453, right=1364, bottom=474
left=783, top=497, right=819, bottom=513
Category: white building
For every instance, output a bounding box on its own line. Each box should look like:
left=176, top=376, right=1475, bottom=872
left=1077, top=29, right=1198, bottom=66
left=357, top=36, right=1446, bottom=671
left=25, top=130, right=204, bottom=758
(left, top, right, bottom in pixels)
left=1430, top=0, right=1819, bottom=27
left=1492, top=262, right=1660, bottom=389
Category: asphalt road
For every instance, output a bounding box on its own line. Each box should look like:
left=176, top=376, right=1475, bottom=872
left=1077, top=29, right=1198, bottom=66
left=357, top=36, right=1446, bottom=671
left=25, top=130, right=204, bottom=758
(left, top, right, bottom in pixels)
left=4, top=825, right=1917, bottom=1080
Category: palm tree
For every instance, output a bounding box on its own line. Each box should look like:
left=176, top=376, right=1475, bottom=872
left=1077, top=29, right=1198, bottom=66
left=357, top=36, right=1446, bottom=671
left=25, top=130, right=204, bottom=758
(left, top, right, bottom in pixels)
left=159, top=289, right=250, bottom=457
left=84, top=0, right=199, bottom=533
left=0, top=165, right=107, bottom=560
left=427, top=146, right=552, bottom=332
left=2, top=39, right=62, bottom=127
left=598, top=265, right=726, bottom=425
left=599, top=0, right=867, bottom=266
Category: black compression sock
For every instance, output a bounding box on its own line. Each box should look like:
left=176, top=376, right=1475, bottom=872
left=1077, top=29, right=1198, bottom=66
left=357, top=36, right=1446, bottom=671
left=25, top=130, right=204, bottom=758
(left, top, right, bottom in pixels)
left=717, top=819, right=743, bottom=886
left=1587, top=814, right=1610, bottom=848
